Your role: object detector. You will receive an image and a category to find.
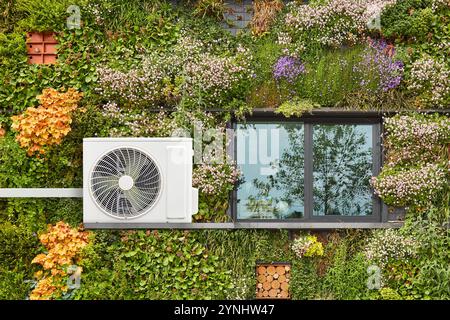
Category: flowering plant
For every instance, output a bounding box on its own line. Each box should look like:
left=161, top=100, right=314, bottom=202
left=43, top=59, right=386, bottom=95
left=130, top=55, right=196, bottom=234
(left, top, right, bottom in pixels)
left=371, top=162, right=448, bottom=207
left=96, top=59, right=166, bottom=107
left=291, top=234, right=324, bottom=259
left=193, top=162, right=240, bottom=196
left=383, top=114, right=450, bottom=166
left=192, top=161, right=240, bottom=222
left=30, top=222, right=90, bottom=300
left=284, top=0, right=396, bottom=48
left=273, top=56, right=306, bottom=83
left=183, top=52, right=251, bottom=106
left=96, top=36, right=253, bottom=109
left=100, top=102, right=178, bottom=138
left=407, top=55, right=450, bottom=108
left=371, top=114, right=449, bottom=207
left=11, top=88, right=83, bottom=156
left=354, top=39, right=404, bottom=93
left=364, top=229, right=419, bottom=268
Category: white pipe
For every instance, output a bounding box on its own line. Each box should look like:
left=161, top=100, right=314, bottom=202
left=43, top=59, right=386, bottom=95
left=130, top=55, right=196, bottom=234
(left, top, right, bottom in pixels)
left=0, top=188, right=83, bottom=198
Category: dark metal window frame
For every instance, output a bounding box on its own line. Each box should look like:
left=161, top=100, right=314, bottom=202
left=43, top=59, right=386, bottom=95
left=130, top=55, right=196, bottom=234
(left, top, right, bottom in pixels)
left=230, top=112, right=386, bottom=223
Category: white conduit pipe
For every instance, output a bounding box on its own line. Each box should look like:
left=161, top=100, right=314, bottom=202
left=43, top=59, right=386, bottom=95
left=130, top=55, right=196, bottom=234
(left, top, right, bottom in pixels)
left=0, top=188, right=83, bottom=198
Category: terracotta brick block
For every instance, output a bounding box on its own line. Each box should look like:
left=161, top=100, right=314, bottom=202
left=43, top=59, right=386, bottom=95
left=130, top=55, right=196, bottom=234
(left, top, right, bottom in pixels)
left=26, top=31, right=58, bottom=65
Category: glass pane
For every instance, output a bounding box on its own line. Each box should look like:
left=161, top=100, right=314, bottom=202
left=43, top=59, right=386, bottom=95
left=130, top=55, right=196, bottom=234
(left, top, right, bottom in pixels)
left=313, top=124, right=373, bottom=216
left=236, top=122, right=304, bottom=219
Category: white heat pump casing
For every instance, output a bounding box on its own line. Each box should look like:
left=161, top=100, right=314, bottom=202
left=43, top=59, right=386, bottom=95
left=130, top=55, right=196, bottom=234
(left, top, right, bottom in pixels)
left=83, top=138, right=198, bottom=225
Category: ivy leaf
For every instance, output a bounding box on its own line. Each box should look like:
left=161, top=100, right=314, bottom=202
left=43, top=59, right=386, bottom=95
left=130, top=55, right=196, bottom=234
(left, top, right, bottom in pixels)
left=124, top=251, right=137, bottom=258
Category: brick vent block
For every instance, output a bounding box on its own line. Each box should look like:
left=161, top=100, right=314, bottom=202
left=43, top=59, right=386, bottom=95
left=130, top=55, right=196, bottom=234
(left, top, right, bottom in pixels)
left=26, top=32, right=58, bottom=65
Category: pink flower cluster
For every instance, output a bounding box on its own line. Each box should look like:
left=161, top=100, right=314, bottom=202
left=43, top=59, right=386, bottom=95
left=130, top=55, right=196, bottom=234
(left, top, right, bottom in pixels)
left=96, top=62, right=165, bottom=106
left=95, top=35, right=253, bottom=108
left=285, top=0, right=396, bottom=47
left=192, top=162, right=240, bottom=195
left=184, top=53, right=249, bottom=105
left=101, top=102, right=176, bottom=137
left=408, top=55, right=450, bottom=108
left=383, top=114, right=450, bottom=166
left=371, top=163, right=448, bottom=207
left=364, top=229, right=419, bottom=268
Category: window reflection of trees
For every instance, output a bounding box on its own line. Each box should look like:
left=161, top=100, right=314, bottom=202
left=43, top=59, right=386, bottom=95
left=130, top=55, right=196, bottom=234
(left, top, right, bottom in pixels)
left=245, top=124, right=305, bottom=219
left=240, top=124, right=373, bottom=219
left=313, top=125, right=372, bottom=216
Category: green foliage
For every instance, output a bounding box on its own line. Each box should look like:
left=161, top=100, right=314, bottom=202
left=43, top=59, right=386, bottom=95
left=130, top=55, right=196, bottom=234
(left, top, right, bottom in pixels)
left=0, top=135, right=52, bottom=188
left=0, top=222, right=38, bottom=270
left=275, top=97, right=318, bottom=117
left=322, top=242, right=370, bottom=300
left=0, top=28, right=102, bottom=114
left=0, top=32, right=26, bottom=66
left=0, top=270, right=32, bottom=299
left=86, top=0, right=180, bottom=47
left=0, top=0, right=449, bottom=301
left=381, top=0, right=435, bottom=41
left=290, top=259, right=322, bottom=300
left=192, top=0, right=227, bottom=21
left=0, top=106, right=105, bottom=189
left=377, top=287, right=404, bottom=300
left=75, top=230, right=233, bottom=299
left=247, top=80, right=282, bottom=108
left=0, top=222, right=38, bottom=299
left=291, top=234, right=324, bottom=258
left=0, top=0, right=22, bottom=33
left=0, top=199, right=47, bottom=232
left=15, top=0, right=87, bottom=32
left=247, top=37, right=282, bottom=97
left=199, top=230, right=293, bottom=299
left=195, top=197, right=230, bottom=222
left=299, top=47, right=364, bottom=107
left=402, top=206, right=450, bottom=299
left=372, top=113, right=449, bottom=207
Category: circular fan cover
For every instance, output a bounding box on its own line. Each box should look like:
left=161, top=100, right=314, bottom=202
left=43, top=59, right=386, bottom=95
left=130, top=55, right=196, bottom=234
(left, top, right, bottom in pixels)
left=90, top=147, right=161, bottom=218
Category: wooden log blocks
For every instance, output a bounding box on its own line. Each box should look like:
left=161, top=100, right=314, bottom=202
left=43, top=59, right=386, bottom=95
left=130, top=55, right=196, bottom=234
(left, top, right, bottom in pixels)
left=255, top=262, right=291, bottom=299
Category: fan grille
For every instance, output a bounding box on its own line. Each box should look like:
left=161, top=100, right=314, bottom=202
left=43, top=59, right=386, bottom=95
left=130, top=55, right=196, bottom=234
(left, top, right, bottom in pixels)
left=90, top=147, right=161, bottom=218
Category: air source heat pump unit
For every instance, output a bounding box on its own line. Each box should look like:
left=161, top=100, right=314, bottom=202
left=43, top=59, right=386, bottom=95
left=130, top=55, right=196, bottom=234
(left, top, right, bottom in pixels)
left=83, top=138, right=198, bottom=225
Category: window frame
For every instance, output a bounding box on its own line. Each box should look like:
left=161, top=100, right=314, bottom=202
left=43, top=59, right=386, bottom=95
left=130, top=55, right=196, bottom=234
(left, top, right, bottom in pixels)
left=230, top=113, right=385, bottom=223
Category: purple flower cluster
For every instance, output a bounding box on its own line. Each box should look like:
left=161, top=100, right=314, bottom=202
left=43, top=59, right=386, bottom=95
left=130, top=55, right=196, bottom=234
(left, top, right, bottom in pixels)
left=273, top=56, right=306, bottom=83
left=356, top=39, right=404, bottom=92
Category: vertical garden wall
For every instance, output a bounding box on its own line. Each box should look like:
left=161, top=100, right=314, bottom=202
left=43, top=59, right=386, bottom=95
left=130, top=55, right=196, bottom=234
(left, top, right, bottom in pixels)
left=0, top=0, right=449, bottom=300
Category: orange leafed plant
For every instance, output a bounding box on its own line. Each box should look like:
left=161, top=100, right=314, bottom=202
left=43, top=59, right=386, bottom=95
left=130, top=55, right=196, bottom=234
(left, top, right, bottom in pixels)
left=30, top=222, right=90, bottom=300
left=11, top=88, right=83, bottom=156
left=251, top=0, right=284, bottom=36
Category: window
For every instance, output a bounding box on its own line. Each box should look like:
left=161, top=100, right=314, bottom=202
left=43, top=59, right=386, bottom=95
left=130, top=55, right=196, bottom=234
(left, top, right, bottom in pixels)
left=236, top=122, right=305, bottom=219
left=233, top=117, right=382, bottom=222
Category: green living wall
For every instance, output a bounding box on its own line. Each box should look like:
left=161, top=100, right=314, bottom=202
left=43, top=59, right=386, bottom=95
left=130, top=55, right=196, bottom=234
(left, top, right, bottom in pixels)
left=0, top=0, right=449, bottom=300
